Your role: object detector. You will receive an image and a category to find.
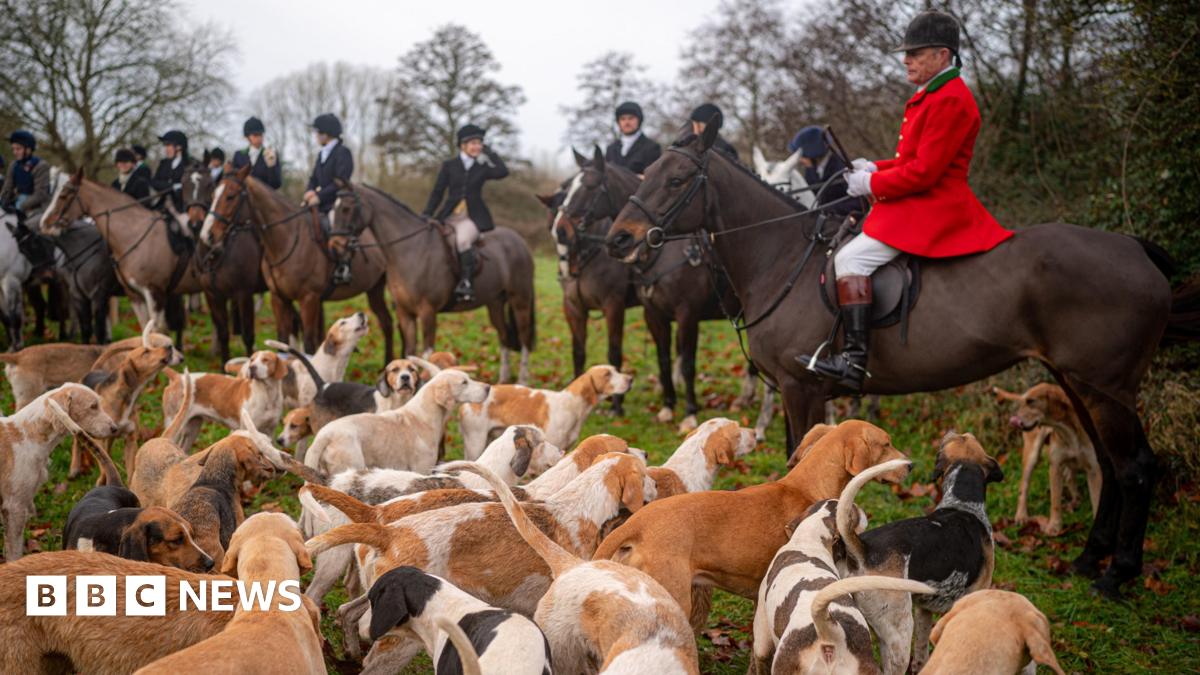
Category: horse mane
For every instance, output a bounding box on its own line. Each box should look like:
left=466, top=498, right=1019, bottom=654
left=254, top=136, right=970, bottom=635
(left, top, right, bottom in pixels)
left=360, top=184, right=422, bottom=219
left=673, top=133, right=806, bottom=211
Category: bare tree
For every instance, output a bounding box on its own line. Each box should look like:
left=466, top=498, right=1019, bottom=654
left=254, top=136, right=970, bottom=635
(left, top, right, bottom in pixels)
left=677, top=0, right=788, bottom=153
left=0, top=0, right=234, bottom=174
left=244, top=62, right=393, bottom=184
left=377, top=23, right=525, bottom=168
left=559, top=51, right=663, bottom=150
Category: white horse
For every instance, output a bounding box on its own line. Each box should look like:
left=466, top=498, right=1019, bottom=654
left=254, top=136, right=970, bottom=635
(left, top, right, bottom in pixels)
left=751, top=146, right=815, bottom=209
left=0, top=211, right=33, bottom=350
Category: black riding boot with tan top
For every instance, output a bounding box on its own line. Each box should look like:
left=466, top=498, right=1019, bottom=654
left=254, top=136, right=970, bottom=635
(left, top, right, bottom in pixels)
left=798, top=275, right=872, bottom=391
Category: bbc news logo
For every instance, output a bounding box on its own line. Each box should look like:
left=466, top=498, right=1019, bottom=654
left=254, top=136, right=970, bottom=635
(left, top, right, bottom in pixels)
left=26, top=576, right=303, bottom=616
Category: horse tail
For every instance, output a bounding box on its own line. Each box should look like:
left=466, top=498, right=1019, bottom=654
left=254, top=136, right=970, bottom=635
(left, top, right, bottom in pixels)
left=1165, top=274, right=1200, bottom=345
left=266, top=339, right=326, bottom=391
left=1136, top=237, right=1176, bottom=280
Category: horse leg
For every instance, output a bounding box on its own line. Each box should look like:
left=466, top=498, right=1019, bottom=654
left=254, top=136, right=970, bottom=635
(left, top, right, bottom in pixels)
left=510, top=290, right=536, bottom=386
left=299, top=296, right=322, bottom=355
left=26, top=284, right=46, bottom=339
left=395, top=309, right=417, bottom=360
left=1061, top=380, right=1155, bottom=598
left=2, top=276, right=25, bottom=350
left=603, top=300, right=627, bottom=416
left=207, top=292, right=232, bottom=364
left=675, top=313, right=701, bottom=433
left=366, top=282, right=395, bottom=365
left=269, top=293, right=294, bottom=346
left=237, top=291, right=256, bottom=357
left=418, top=303, right=437, bottom=356
left=644, top=306, right=675, bottom=423
left=486, top=302, right=512, bottom=383
left=779, top=377, right=826, bottom=455
left=564, top=298, right=588, bottom=379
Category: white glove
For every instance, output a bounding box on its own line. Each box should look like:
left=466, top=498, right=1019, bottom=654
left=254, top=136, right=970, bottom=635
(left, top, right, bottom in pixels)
left=846, top=170, right=873, bottom=197
left=264, top=147, right=277, bottom=167
left=851, top=158, right=877, bottom=173
left=172, top=183, right=182, bottom=191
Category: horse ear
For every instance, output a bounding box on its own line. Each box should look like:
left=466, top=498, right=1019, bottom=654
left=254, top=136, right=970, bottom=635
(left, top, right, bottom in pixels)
left=572, top=147, right=588, bottom=168
left=592, top=145, right=605, bottom=173
left=71, top=167, right=84, bottom=184
left=752, top=146, right=767, bottom=174
left=700, top=118, right=720, bottom=152
left=534, top=193, right=556, bottom=208
left=236, top=163, right=251, bottom=180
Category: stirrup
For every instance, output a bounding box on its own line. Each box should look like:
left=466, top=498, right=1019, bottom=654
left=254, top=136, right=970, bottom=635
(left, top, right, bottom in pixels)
left=804, top=340, right=834, bottom=373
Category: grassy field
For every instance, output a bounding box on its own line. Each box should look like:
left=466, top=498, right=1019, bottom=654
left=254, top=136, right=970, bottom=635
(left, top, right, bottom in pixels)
left=5, top=251, right=1199, bottom=674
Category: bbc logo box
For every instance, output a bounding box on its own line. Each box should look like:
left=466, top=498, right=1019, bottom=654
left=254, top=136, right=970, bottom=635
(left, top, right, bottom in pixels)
left=27, top=575, right=168, bottom=616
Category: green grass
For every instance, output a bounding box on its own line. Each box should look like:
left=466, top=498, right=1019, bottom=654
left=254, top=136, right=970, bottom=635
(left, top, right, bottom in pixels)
left=5, top=252, right=1199, bottom=674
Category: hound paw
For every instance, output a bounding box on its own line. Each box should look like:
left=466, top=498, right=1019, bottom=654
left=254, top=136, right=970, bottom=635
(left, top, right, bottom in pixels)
left=656, top=407, right=674, bottom=424
left=677, top=415, right=699, bottom=434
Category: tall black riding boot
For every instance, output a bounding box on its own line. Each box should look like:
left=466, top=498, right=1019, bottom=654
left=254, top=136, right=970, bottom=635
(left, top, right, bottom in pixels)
left=455, top=249, right=477, bottom=302
left=797, top=275, right=872, bottom=391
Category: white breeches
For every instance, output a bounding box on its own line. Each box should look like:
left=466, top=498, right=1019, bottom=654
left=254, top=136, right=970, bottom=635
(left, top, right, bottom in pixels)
left=449, top=215, right=479, bottom=253
left=834, top=232, right=901, bottom=278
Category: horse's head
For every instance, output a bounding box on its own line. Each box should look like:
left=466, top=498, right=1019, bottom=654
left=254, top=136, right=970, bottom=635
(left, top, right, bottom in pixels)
left=40, top=167, right=86, bottom=236
left=330, top=180, right=369, bottom=234
left=182, top=167, right=216, bottom=233
left=550, top=147, right=619, bottom=277
left=753, top=146, right=803, bottom=189
left=606, top=124, right=719, bottom=262
left=201, top=163, right=250, bottom=247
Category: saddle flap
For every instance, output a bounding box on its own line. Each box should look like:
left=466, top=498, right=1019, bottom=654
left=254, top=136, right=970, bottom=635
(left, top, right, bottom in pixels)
left=819, top=249, right=920, bottom=328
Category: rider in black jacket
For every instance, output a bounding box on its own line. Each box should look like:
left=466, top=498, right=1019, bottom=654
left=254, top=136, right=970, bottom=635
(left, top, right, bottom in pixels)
left=150, top=130, right=190, bottom=214
left=690, top=103, right=739, bottom=160
left=112, top=148, right=151, bottom=201
left=231, top=117, right=283, bottom=189
left=422, top=124, right=509, bottom=302
left=302, top=113, right=355, bottom=284
left=604, top=101, right=661, bottom=175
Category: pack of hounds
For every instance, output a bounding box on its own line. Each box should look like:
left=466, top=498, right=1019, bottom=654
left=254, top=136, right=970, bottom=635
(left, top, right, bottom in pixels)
left=0, top=312, right=1082, bottom=674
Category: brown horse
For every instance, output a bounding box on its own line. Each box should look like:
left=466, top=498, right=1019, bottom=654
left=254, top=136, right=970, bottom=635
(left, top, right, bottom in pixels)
left=537, top=176, right=638, bottom=414
left=180, top=167, right=266, bottom=362
left=564, top=149, right=773, bottom=434
left=40, top=170, right=200, bottom=344
left=327, top=182, right=536, bottom=383
left=200, top=164, right=394, bottom=364
left=606, top=127, right=1184, bottom=598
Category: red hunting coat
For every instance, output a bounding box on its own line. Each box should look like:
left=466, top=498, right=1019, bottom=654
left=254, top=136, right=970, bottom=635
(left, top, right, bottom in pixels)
left=865, top=69, right=1013, bottom=257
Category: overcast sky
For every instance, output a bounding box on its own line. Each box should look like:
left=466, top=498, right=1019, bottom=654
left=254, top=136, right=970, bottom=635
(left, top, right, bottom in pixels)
left=187, top=0, right=746, bottom=166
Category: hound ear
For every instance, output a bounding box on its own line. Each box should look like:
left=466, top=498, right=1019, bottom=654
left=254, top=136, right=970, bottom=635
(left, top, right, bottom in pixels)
left=224, top=357, right=248, bottom=375
left=220, top=534, right=242, bottom=576
left=992, top=386, right=1023, bottom=403
left=271, top=354, right=289, bottom=380
left=789, top=423, right=835, bottom=468
left=620, top=466, right=645, bottom=513
left=118, top=522, right=155, bottom=562
left=509, top=428, right=534, bottom=476
left=592, top=145, right=605, bottom=173
left=931, top=453, right=949, bottom=483
left=700, top=116, right=720, bottom=151
left=985, top=457, right=1005, bottom=484
left=368, top=582, right=411, bottom=641
left=289, top=532, right=313, bottom=574
left=572, top=147, right=588, bottom=168
left=375, top=372, right=392, bottom=397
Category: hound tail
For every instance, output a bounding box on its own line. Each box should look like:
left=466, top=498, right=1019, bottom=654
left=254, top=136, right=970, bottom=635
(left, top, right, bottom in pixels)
left=299, top=483, right=378, bottom=524
left=810, top=575, right=935, bottom=646
left=265, top=339, right=326, bottom=391
left=275, top=455, right=328, bottom=486
left=835, top=459, right=912, bottom=566
left=304, top=522, right=393, bottom=557
left=161, top=367, right=193, bottom=446
left=435, top=616, right=482, bottom=675
left=45, top=399, right=124, bottom=488
left=442, top=461, right=579, bottom=577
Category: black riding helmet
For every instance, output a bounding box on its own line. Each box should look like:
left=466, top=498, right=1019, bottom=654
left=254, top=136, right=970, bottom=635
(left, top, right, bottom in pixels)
left=8, top=129, right=36, bottom=151
left=614, top=101, right=644, bottom=125
left=312, top=113, right=343, bottom=137
left=894, top=10, right=962, bottom=65
left=457, top=124, right=485, bottom=144
left=114, top=148, right=136, bottom=164
left=243, top=116, right=265, bottom=137
left=690, top=103, right=723, bottom=131
left=158, top=129, right=188, bottom=151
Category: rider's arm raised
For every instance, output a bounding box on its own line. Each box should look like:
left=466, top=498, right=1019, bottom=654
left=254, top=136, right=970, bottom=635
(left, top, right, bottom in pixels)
left=482, top=147, right=508, bottom=180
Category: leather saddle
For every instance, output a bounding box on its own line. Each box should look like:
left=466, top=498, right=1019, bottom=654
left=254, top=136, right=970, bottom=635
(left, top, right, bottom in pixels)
left=819, top=227, right=921, bottom=341
left=434, top=219, right=487, bottom=281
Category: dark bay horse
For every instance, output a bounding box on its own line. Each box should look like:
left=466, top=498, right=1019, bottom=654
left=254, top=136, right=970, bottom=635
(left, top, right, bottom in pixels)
left=180, top=168, right=266, bottom=361
left=201, top=164, right=394, bottom=364
left=40, top=170, right=200, bottom=345
left=568, top=148, right=773, bottom=434
left=53, top=219, right=119, bottom=344
left=606, top=127, right=1183, bottom=598
left=328, top=182, right=536, bottom=383
left=538, top=173, right=638, bottom=413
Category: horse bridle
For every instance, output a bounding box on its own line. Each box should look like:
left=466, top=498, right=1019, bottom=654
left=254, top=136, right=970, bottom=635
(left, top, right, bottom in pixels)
left=627, top=146, right=711, bottom=249
left=558, top=170, right=618, bottom=275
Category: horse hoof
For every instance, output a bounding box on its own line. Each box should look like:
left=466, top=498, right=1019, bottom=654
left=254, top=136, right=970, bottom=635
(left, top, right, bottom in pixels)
left=730, top=396, right=753, bottom=412
left=656, top=408, right=674, bottom=424
left=1069, top=554, right=1103, bottom=580
left=755, top=428, right=766, bottom=444
left=677, top=415, right=698, bottom=433
left=1089, top=576, right=1126, bottom=602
